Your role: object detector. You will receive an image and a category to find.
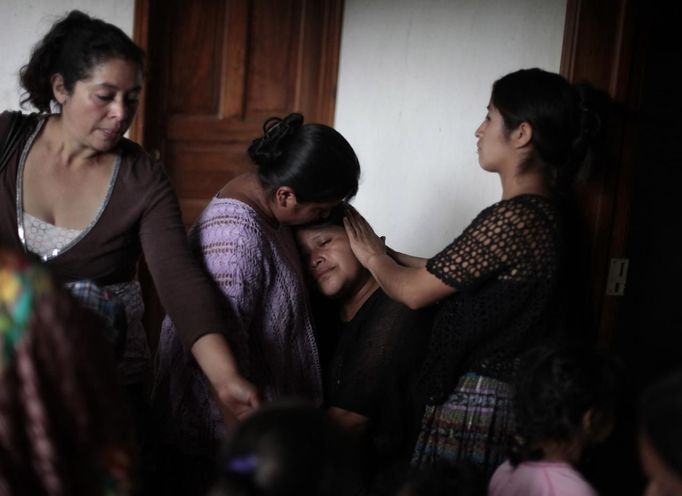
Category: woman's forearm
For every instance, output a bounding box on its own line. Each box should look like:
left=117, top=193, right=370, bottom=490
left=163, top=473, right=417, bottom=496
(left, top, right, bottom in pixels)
left=191, top=333, right=240, bottom=383
left=191, top=333, right=260, bottom=426
left=387, top=247, right=428, bottom=268
left=365, top=253, right=446, bottom=310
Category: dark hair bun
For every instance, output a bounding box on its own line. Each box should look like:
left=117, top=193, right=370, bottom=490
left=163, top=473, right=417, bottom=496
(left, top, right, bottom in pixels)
left=568, top=83, right=603, bottom=177
left=248, top=113, right=304, bottom=168
left=247, top=113, right=360, bottom=204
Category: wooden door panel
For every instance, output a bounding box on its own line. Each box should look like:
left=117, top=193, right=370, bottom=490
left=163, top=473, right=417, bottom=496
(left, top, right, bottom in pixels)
left=245, top=0, right=302, bottom=115
left=560, top=0, right=638, bottom=342
left=142, top=0, right=342, bottom=226
left=167, top=0, right=226, bottom=114
left=167, top=142, right=251, bottom=223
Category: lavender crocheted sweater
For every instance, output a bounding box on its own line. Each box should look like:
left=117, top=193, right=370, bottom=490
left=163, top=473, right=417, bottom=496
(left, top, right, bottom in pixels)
left=153, top=197, right=322, bottom=456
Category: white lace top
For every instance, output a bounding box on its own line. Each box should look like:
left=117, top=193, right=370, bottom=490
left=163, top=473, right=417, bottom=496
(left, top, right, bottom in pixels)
left=23, top=211, right=83, bottom=259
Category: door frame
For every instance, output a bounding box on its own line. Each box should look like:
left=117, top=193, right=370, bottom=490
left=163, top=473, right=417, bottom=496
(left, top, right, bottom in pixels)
left=560, top=0, right=647, bottom=345
left=130, top=0, right=150, bottom=144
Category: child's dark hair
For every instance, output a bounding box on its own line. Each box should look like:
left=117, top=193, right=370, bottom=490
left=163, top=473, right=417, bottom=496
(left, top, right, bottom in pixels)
left=509, top=342, right=620, bottom=466
left=20, top=10, right=145, bottom=112
left=210, top=401, right=361, bottom=496
left=248, top=113, right=360, bottom=204
left=638, top=370, right=682, bottom=477
left=491, top=68, right=603, bottom=193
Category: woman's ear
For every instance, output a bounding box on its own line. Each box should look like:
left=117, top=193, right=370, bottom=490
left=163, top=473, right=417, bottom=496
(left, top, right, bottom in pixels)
left=511, top=121, right=533, bottom=149
left=50, top=73, right=68, bottom=105
left=274, top=186, right=298, bottom=209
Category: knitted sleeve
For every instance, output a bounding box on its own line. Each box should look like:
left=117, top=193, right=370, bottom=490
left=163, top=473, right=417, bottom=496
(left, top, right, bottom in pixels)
left=189, top=202, right=267, bottom=375
left=426, top=198, right=555, bottom=291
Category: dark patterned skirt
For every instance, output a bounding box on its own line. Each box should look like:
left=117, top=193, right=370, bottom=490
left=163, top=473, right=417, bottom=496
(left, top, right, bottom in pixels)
left=410, top=373, right=514, bottom=478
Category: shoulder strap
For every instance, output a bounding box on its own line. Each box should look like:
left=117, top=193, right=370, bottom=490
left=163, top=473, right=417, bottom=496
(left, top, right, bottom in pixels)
left=0, top=112, right=37, bottom=173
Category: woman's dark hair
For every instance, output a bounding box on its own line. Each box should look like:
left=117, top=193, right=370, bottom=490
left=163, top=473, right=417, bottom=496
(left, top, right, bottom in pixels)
left=210, top=401, right=361, bottom=496
left=638, top=370, right=682, bottom=477
left=20, top=10, right=145, bottom=113
left=302, top=202, right=349, bottom=229
left=0, top=253, right=134, bottom=495
left=491, top=68, right=602, bottom=192
left=509, top=342, right=619, bottom=466
left=248, top=113, right=361, bottom=204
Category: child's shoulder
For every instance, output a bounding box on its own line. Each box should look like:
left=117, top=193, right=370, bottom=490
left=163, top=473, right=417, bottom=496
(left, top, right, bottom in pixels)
left=490, top=461, right=597, bottom=496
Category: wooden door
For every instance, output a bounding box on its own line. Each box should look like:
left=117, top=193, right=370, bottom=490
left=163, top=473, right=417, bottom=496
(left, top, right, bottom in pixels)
left=559, top=0, right=640, bottom=343
left=131, top=0, right=344, bottom=347
left=134, top=0, right=343, bottom=224
left=561, top=1, right=682, bottom=493
left=561, top=0, right=681, bottom=368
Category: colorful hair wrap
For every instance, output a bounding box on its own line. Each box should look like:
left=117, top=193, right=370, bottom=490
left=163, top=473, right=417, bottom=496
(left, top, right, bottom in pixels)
left=0, top=250, right=53, bottom=369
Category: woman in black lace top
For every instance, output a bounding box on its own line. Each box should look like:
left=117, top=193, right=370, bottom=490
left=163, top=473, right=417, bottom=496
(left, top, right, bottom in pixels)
left=343, top=68, right=601, bottom=478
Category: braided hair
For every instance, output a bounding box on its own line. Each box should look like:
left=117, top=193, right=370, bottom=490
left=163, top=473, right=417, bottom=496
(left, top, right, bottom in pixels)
left=0, top=250, right=134, bottom=496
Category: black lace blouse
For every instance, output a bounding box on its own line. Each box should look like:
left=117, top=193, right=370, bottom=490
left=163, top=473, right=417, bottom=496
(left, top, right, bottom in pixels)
left=419, top=194, right=562, bottom=404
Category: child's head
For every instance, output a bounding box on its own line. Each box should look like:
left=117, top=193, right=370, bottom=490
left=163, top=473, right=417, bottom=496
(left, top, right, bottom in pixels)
left=510, top=343, right=619, bottom=466
left=638, top=370, right=682, bottom=496
left=209, top=400, right=362, bottom=496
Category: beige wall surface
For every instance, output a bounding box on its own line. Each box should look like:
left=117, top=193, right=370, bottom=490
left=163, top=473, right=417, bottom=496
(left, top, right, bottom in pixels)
left=335, top=0, right=567, bottom=255
left=0, top=1, right=134, bottom=111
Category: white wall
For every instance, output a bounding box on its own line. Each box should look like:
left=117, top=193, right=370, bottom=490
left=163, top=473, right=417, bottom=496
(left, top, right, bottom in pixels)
left=0, top=1, right=134, bottom=111
left=335, top=0, right=567, bottom=256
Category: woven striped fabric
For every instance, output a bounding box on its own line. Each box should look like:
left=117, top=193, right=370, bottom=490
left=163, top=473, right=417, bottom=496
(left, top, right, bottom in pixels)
left=411, top=372, right=514, bottom=478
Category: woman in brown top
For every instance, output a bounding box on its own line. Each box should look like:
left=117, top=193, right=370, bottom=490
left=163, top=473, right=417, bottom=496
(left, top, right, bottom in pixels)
left=0, top=10, right=259, bottom=447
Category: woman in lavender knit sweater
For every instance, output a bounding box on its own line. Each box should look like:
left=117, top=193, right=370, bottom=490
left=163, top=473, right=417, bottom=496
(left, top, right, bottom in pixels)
left=152, top=113, right=361, bottom=493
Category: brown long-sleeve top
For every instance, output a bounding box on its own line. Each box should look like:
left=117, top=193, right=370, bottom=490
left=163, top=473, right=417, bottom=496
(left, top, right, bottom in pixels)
left=0, top=112, right=226, bottom=347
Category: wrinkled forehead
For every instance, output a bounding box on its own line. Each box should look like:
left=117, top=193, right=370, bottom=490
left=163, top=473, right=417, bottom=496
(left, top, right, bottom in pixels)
left=295, top=224, right=346, bottom=249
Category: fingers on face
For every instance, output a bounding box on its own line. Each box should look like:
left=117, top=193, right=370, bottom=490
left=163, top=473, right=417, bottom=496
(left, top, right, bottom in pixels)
left=349, top=210, right=364, bottom=229
left=343, top=215, right=356, bottom=237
